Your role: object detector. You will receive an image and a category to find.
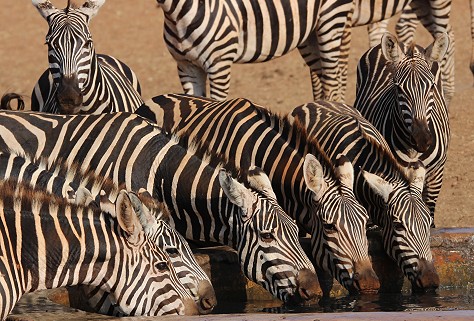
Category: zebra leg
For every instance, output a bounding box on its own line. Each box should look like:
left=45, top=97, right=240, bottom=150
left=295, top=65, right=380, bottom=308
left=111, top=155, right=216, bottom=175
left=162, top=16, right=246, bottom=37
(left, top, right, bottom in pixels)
left=395, top=7, right=419, bottom=44
left=367, top=20, right=390, bottom=48
left=207, top=60, right=233, bottom=101
left=423, top=160, right=447, bottom=227
left=177, top=61, right=208, bottom=97
left=298, top=43, right=323, bottom=102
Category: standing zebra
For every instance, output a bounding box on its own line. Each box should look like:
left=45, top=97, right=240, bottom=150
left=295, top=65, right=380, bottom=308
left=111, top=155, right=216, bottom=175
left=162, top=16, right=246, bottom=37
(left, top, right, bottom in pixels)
left=290, top=100, right=439, bottom=292
left=0, top=111, right=321, bottom=304
left=0, top=180, right=198, bottom=319
left=31, top=0, right=143, bottom=114
left=138, top=94, right=381, bottom=296
left=359, top=0, right=455, bottom=105
left=157, top=0, right=353, bottom=101
left=0, top=151, right=217, bottom=315
left=354, top=33, right=450, bottom=222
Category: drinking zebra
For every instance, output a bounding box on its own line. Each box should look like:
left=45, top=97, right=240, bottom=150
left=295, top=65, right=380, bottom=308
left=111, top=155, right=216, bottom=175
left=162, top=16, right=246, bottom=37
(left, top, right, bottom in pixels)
left=0, top=151, right=217, bottom=314
left=156, top=0, right=353, bottom=101
left=0, top=179, right=198, bottom=320
left=290, top=100, right=439, bottom=292
left=137, top=94, right=381, bottom=296
left=354, top=32, right=450, bottom=222
left=31, top=0, right=143, bottom=114
left=0, top=111, right=320, bottom=303
left=137, top=93, right=438, bottom=292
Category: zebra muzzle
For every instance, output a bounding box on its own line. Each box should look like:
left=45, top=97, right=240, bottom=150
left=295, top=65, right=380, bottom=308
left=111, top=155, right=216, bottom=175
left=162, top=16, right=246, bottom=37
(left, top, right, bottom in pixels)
left=412, top=258, right=440, bottom=293
left=57, top=74, right=83, bottom=113
left=197, top=280, right=217, bottom=314
left=411, top=119, right=433, bottom=152
left=295, top=268, right=322, bottom=301
left=351, top=260, right=380, bottom=294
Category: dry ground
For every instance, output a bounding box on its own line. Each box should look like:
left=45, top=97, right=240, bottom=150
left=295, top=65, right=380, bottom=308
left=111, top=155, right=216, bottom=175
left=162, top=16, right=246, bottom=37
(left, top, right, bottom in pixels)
left=1, top=1, right=473, bottom=227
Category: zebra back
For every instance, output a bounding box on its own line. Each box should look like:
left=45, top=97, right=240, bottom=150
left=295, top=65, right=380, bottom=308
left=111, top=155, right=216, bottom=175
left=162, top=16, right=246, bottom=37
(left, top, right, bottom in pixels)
left=291, top=101, right=438, bottom=293
left=31, top=0, right=143, bottom=114
left=0, top=110, right=320, bottom=304
left=138, top=94, right=381, bottom=296
left=0, top=150, right=215, bottom=314
left=0, top=178, right=196, bottom=318
left=354, top=33, right=450, bottom=218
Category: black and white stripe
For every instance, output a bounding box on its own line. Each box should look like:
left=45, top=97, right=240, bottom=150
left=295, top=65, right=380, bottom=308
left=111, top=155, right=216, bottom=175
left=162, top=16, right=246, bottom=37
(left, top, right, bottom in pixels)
left=0, top=179, right=196, bottom=319
left=157, top=0, right=354, bottom=101
left=31, top=0, right=143, bottom=114
left=0, top=151, right=216, bottom=314
left=138, top=94, right=381, bottom=295
left=290, top=100, right=439, bottom=293
left=0, top=111, right=320, bottom=303
left=354, top=33, right=450, bottom=222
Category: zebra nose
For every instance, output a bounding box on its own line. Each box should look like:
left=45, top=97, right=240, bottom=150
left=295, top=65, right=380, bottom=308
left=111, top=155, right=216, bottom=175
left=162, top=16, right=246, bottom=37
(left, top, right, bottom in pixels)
left=57, top=73, right=83, bottom=111
left=412, top=258, right=439, bottom=293
left=295, top=268, right=322, bottom=301
left=411, top=119, right=432, bottom=152
left=182, top=297, right=200, bottom=315
left=197, top=280, right=217, bottom=314
left=352, top=259, right=380, bottom=294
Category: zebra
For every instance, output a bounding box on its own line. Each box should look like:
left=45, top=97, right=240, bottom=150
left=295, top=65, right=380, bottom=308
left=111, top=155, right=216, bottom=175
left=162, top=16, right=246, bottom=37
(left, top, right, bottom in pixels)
left=354, top=32, right=450, bottom=222
left=156, top=0, right=354, bottom=101
left=31, top=0, right=143, bottom=114
left=289, top=100, right=439, bottom=292
left=0, top=110, right=321, bottom=304
left=0, top=179, right=199, bottom=319
left=137, top=94, right=381, bottom=296
left=0, top=151, right=217, bottom=315
left=359, top=0, right=455, bottom=105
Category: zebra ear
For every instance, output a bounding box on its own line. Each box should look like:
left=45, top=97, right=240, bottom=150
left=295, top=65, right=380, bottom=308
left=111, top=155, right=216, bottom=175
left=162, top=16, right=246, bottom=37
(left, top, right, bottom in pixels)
left=404, top=161, right=426, bottom=191
left=247, top=167, right=277, bottom=199
left=32, top=0, right=60, bottom=20
left=73, top=186, right=97, bottom=207
left=335, top=155, right=354, bottom=189
left=128, top=192, right=158, bottom=231
left=362, top=170, right=394, bottom=203
left=78, top=0, right=105, bottom=19
left=425, top=32, right=449, bottom=63
left=116, top=190, right=143, bottom=241
left=219, top=169, right=256, bottom=217
left=303, top=154, right=328, bottom=201
left=381, top=33, right=404, bottom=63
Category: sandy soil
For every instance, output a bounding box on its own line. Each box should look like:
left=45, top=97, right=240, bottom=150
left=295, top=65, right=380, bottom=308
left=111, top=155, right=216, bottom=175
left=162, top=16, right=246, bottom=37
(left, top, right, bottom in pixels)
left=1, top=1, right=473, bottom=227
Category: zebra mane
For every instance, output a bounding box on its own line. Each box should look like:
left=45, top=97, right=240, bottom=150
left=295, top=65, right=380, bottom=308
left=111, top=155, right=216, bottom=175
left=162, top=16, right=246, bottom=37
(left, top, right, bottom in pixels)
left=354, top=125, right=413, bottom=183
left=252, top=104, right=339, bottom=181
left=5, top=150, right=169, bottom=219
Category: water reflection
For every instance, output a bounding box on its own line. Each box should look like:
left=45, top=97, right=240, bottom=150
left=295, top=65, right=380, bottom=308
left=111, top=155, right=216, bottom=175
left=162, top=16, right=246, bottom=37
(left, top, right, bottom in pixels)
left=216, top=288, right=474, bottom=314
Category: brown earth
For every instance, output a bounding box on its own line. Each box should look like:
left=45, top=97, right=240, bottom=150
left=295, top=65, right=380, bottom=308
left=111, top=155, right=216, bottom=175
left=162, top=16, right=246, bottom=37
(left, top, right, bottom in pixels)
left=1, top=1, right=473, bottom=227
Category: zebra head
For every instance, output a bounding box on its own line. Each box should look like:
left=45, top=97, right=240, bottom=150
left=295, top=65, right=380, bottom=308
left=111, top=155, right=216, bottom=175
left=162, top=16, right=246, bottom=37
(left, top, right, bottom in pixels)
left=32, top=0, right=105, bottom=114
left=88, top=189, right=199, bottom=316
left=219, top=168, right=322, bottom=304
left=303, top=154, right=379, bottom=295
left=362, top=161, right=439, bottom=292
left=381, top=32, right=449, bottom=153
left=75, top=187, right=215, bottom=315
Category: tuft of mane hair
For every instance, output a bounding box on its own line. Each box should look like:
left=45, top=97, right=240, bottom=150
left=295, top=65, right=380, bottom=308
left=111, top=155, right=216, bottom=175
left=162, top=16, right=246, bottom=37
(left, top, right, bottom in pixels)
left=0, top=93, right=25, bottom=111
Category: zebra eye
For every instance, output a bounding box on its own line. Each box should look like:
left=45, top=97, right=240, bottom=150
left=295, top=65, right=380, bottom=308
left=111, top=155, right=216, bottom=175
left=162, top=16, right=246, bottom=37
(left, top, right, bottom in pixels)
left=260, top=232, right=274, bottom=243
left=323, top=223, right=337, bottom=233
left=165, top=247, right=180, bottom=257
left=156, top=262, right=169, bottom=272
left=393, top=222, right=405, bottom=231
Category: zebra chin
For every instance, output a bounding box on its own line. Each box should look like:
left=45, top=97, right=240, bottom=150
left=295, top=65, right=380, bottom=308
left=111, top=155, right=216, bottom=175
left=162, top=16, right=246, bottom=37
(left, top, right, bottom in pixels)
left=409, top=258, right=440, bottom=293
left=281, top=268, right=322, bottom=304
left=345, top=260, right=380, bottom=295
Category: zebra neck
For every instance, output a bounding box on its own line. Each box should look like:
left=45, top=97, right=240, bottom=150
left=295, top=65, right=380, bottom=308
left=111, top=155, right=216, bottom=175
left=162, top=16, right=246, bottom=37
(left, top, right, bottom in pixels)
left=150, top=141, right=239, bottom=247
left=5, top=207, right=120, bottom=294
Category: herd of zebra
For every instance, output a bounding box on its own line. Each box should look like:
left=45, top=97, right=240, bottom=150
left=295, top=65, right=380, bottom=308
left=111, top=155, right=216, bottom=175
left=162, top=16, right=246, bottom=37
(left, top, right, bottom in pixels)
left=0, top=0, right=463, bottom=318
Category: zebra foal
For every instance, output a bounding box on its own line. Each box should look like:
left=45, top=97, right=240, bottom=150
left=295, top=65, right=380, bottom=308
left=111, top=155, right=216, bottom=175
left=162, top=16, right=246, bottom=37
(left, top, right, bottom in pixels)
left=0, top=180, right=198, bottom=319
left=354, top=32, right=450, bottom=222
left=0, top=151, right=217, bottom=315
left=0, top=111, right=321, bottom=304
left=156, top=0, right=353, bottom=101
left=31, top=0, right=143, bottom=114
